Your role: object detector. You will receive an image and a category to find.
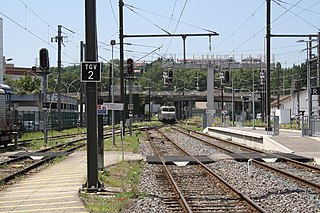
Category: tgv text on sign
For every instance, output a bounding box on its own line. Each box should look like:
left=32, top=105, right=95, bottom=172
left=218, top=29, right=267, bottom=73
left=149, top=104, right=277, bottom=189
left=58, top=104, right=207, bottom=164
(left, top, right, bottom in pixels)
left=81, top=61, right=101, bottom=82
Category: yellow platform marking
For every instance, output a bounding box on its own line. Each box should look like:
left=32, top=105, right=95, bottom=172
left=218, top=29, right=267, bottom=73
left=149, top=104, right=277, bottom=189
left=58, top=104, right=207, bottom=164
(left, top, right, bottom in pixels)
left=1, top=186, right=80, bottom=194
left=9, top=182, right=81, bottom=189
left=0, top=191, right=76, bottom=199
left=0, top=201, right=78, bottom=209
left=17, top=176, right=85, bottom=183
left=22, top=173, right=85, bottom=179
left=0, top=206, right=87, bottom=213
left=0, top=195, right=75, bottom=203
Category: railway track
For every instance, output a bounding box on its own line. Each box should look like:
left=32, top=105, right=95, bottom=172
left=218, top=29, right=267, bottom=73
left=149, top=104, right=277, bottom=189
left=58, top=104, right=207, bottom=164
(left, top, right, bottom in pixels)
left=0, top=125, right=156, bottom=186
left=157, top=125, right=320, bottom=211
left=147, top=128, right=265, bottom=212
left=0, top=125, right=155, bottom=153
left=173, top=125, right=320, bottom=191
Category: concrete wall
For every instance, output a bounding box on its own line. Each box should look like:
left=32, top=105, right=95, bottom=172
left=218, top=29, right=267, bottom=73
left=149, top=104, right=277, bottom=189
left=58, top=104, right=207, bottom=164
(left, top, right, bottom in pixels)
left=204, top=127, right=293, bottom=153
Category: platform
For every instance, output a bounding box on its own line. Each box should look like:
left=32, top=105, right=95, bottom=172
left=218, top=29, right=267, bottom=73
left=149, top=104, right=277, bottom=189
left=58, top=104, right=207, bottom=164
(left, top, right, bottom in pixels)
left=0, top=151, right=144, bottom=213
left=205, top=126, right=320, bottom=160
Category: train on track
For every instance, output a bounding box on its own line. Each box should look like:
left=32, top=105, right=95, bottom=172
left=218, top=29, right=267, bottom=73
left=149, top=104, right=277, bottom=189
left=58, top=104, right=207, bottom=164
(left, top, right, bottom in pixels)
left=158, top=105, right=176, bottom=123
left=0, top=84, right=19, bottom=147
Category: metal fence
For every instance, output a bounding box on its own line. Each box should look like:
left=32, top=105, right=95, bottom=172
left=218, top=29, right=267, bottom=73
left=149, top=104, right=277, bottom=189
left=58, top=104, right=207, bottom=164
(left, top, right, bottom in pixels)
left=17, top=111, right=81, bottom=133
left=311, top=119, right=320, bottom=136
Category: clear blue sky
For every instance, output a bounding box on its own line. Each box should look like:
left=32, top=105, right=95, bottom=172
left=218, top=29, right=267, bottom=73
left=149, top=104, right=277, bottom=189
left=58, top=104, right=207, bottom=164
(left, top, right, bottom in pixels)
left=1, top=0, right=320, bottom=68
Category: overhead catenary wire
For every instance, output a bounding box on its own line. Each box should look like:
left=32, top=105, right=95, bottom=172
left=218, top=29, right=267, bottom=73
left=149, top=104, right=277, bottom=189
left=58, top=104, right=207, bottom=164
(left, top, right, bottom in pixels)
left=18, top=0, right=56, bottom=32
left=275, top=0, right=320, bottom=15
left=165, top=0, right=189, bottom=53
left=125, top=5, right=171, bottom=35
left=124, top=3, right=217, bottom=34
left=161, top=0, right=178, bottom=47
left=273, top=0, right=320, bottom=31
left=228, top=0, right=306, bottom=55
left=217, top=0, right=265, bottom=48
left=108, top=0, right=118, bottom=26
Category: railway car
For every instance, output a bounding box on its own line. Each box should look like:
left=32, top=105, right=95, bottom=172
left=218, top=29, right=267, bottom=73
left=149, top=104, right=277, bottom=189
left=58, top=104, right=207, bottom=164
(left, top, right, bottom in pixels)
left=158, top=105, right=176, bottom=123
left=0, top=84, right=19, bottom=146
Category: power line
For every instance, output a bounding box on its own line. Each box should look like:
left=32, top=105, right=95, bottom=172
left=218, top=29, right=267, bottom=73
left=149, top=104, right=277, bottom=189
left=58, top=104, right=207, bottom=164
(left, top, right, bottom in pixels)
left=273, top=0, right=320, bottom=30
left=0, top=11, right=52, bottom=46
left=228, top=0, right=305, bottom=55
left=108, top=0, right=118, bottom=26
left=166, top=0, right=188, bottom=53
left=217, top=0, right=265, bottom=48
left=162, top=0, right=178, bottom=46
left=124, top=3, right=217, bottom=33
left=275, top=0, right=320, bottom=15
left=18, top=0, right=56, bottom=32
left=125, top=4, right=171, bottom=35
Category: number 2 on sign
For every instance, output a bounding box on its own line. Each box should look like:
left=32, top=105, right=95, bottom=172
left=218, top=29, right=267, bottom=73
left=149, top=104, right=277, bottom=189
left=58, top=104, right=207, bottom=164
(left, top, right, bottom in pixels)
left=88, top=71, right=94, bottom=79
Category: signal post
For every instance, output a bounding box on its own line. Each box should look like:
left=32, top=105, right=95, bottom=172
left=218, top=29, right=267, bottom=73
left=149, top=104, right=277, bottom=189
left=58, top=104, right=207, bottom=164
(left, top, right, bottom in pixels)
left=39, top=48, right=49, bottom=145
left=126, top=58, right=134, bottom=137
left=83, top=0, right=102, bottom=191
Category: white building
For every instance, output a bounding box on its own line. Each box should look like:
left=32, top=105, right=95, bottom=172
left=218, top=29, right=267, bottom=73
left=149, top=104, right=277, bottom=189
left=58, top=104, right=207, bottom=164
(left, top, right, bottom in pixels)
left=271, top=90, right=317, bottom=117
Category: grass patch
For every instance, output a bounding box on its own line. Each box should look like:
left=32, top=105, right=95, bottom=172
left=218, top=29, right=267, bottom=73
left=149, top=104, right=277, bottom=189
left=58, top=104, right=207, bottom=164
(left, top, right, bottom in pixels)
left=81, top=161, right=145, bottom=213
left=103, top=131, right=142, bottom=153
left=21, top=128, right=86, bottom=151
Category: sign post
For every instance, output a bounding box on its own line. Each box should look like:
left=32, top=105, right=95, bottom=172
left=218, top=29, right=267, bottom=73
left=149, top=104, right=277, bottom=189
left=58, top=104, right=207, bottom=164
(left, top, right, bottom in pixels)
left=311, top=87, right=320, bottom=96
left=84, top=0, right=101, bottom=192
left=81, top=62, right=101, bottom=82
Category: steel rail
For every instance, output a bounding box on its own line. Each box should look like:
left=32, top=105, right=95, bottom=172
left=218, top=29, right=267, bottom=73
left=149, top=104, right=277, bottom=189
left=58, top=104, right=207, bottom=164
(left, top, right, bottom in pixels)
left=147, top=132, right=193, bottom=213
left=0, top=143, right=85, bottom=185
left=176, top=126, right=320, bottom=172
left=174, top=126, right=320, bottom=191
left=158, top=128, right=266, bottom=212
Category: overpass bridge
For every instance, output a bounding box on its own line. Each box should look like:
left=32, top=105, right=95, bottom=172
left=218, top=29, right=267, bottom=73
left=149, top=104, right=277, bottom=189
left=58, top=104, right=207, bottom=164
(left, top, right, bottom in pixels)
left=67, top=87, right=263, bottom=120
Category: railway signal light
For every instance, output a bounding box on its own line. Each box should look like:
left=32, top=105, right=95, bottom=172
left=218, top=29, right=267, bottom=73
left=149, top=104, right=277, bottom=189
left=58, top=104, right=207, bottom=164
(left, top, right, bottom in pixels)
left=31, top=66, right=37, bottom=72
left=224, top=71, right=230, bottom=83
left=260, top=68, right=266, bottom=85
left=39, top=48, right=49, bottom=70
left=168, top=69, right=174, bottom=83
left=127, top=58, right=134, bottom=76
left=295, top=80, right=301, bottom=91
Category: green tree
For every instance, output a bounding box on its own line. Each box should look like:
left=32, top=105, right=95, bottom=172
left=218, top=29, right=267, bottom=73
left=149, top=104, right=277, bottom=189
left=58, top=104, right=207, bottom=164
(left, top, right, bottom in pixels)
left=3, top=75, right=18, bottom=92
left=16, top=74, right=41, bottom=94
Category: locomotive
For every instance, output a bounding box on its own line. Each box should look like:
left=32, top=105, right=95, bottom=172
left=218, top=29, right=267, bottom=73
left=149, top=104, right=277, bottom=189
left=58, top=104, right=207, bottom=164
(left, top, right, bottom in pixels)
left=0, top=84, right=19, bottom=147
left=158, top=105, right=176, bottom=123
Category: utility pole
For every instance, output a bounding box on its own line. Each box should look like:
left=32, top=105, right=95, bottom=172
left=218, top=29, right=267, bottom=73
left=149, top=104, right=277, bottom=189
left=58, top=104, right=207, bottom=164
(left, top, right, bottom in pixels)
left=51, top=25, right=64, bottom=131
left=318, top=32, right=320, bottom=117
left=252, top=68, right=256, bottom=130
left=80, top=41, right=84, bottom=127
left=118, top=0, right=218, bottom=128
left=277, top=64, right=280, bottom=109
left=308, top=37, right=312, bottom=131
left=231, top=72, right=235, bottom=126
left=266, top=0, right=271, bottom=131
left=119, top=0, right=125, bottom=134
left=84, top=0, right=100, bottom=191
